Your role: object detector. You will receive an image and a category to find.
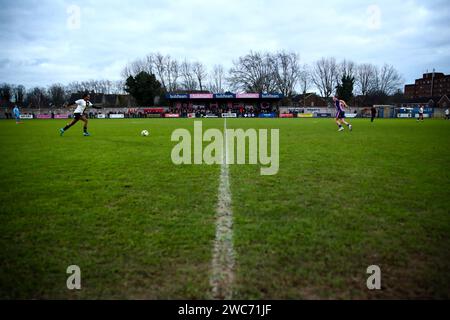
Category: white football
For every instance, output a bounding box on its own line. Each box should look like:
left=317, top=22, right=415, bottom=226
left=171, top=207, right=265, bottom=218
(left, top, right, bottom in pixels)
left=141, top=130, right=149, bottom=136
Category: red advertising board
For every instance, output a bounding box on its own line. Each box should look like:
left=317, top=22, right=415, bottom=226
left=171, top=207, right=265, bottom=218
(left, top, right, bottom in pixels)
left=280, top=114, right=294, bottom=118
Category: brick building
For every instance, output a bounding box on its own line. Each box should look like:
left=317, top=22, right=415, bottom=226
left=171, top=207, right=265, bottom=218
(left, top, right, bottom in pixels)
left=404, top=72, right=450, bottom=99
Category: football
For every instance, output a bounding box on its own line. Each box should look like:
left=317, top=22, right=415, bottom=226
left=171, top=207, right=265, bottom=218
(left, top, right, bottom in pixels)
left=141, top=130, right=149, bottom=136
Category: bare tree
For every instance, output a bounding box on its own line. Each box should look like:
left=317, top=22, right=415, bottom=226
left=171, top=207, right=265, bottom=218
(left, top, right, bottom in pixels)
left=120, top=51, right=404, bottom=101
left=143, top=54, right=155, bottom=75
left=166, top=58, right=180, bottom=92
left=107, top=80, right=114, bottom=94
left=228, top=51, right=277, bottom=92
left=181, top=60, right=197, bottom=91
left=123, top=53, right=173, bottom=91
left=48, top=84, right=66, bottom=107
left=121, top=65, right=133, bottom=79
left=273, top=51, right=301, bottom=98
left=339, top=59, right=357, bottom=80
left=66, top=82, right=77, bottom=94
left=12, top=85, right=26, bottom=105
left=192, top=62, right=208, bottom=91
left=0, top=83, right=12, bottom=102
left=355, top=63, right=377, bottom=96
left=299, top=64, right=312, bottom=95
left=297, top=64, right=313, bottom=107
left=122, top=52, right=216, bottom=93
left=65, top=79, right=123, bottom=95
left=374, top=64, right=403, bottom=95
left=132, top=59, right=147, bottom=76
left=140, top=53, right=179, bottom=92
left=209, top=64, right=226, bottom=93
left=152, top=53, right=168, bottom=91
left=311, top=57, right=339, bottom=98
left=114, top=80, right=126, bottom=94
left=27, top=87, right=49, bottom=109
left=81, top=80, right=94, bottom=93
left=100, top=80, right=117, bottom=94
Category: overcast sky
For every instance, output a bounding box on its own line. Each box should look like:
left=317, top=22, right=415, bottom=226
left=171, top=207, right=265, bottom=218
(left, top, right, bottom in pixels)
left=1, top=0, right=449, bottom=90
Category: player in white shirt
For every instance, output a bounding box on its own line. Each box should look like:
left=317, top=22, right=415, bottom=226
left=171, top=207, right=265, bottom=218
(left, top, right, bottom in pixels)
left=445, top=108, right=449, bottom=120
left=417, top=105, right=425, bottom=122
left=60, top=93, right=100, bottom=136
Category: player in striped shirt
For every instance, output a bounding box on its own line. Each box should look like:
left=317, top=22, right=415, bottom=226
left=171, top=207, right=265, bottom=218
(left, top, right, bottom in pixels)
left=333, top=96, right=353, bottom=132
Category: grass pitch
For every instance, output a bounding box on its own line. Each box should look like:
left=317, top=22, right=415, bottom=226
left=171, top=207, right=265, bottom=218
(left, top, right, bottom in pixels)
left=0, top=118, right=449, bottom=299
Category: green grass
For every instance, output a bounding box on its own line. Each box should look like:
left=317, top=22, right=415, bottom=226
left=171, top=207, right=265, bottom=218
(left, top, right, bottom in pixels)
left=0, top=118, right=449, bottom=299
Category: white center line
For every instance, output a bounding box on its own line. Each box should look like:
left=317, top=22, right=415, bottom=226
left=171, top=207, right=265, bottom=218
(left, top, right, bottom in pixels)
left=210, top=118, right=235, bottom=300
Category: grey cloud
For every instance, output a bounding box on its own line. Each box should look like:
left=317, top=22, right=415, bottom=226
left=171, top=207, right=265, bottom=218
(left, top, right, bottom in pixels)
left=0, top=0, right=449, bottom=88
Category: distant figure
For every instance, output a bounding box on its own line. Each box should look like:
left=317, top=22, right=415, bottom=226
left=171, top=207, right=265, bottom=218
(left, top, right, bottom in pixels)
left=371, top=106, right=377, bottom=122
left=417, top=105, right=424, bottom=122
left=13, top=105, right=23, bottom=124
left=445, top=108, right=449, bottom=120
left=333, top=96, right=352, bottom=132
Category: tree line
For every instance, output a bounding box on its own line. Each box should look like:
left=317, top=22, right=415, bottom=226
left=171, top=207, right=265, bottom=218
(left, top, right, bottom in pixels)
left=0, top=80, right=125, bottom=109
left=1, top=51, right=404, bottom=108
left=123, top=51, right=404, bottom=106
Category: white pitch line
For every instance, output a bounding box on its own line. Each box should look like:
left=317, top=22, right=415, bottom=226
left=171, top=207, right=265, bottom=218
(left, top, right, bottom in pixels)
left=210, top=118, right=235, bottom=300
